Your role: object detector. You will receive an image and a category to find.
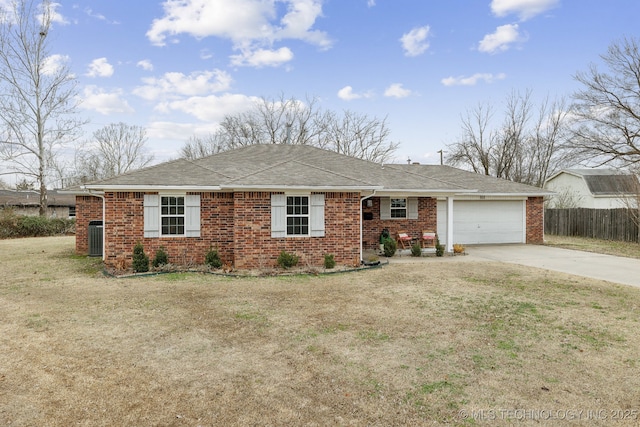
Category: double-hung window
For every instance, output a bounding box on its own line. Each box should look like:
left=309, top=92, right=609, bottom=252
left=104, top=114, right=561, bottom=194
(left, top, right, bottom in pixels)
left=161, top=196, right=185, bottom=235
left=271, top=194, right=324, bottom=238
left=286, top=196, right=309, bottom=235
left=144, top=194, right=200, bottom=238
left=380, top=197, right=418, bottom=220
left=390, top=198, right=407, bottom=218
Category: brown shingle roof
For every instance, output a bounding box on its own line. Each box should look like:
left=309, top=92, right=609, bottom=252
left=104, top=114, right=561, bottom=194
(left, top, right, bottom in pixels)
left=75, top=144, right=548, bottom=196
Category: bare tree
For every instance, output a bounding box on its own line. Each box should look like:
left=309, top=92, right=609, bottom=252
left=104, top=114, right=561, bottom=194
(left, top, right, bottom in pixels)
left=180, top=95, right=399, bottom=163
left=447, top=90, right=574, bottom=186
left=446, top=102, right=496, bottom=175
left=73, top=123, right=153, bottom=183
left=571, top=36, right=640, bottom=166
left=0, top=0, right=84, bottom=215
left=327, top=110, right=398, bottom=162
left=180, top=134, right=227, bottom=160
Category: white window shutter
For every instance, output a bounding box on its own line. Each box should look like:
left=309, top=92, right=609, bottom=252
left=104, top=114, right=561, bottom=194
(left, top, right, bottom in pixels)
left=380, top=197, right=391, bottom=220
left=185, top=195, right=201, bottom=237
left=408, top=198, right=418, bottom=219
left=143, top=194, right=159, bottom=238
left=310, top=194, right=325, bottom=237
left=271, top=194, right=286, bottom=238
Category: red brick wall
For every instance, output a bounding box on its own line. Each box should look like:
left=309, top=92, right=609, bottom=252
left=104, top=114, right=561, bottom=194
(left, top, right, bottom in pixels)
left=101, top=191, right=235, bottom=270
left=75, top=195, right=103, bottom=255
left=362, top=197, right=437, bottom=249
left=526, top=196, right=544, bottom=244
left=95, top=190, right=361, bottom=271
left=232, top=192, right=361, bottom=269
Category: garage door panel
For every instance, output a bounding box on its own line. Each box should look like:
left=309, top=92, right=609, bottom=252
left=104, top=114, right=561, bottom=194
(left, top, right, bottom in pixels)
left=437, top=200, right=525, bottom=245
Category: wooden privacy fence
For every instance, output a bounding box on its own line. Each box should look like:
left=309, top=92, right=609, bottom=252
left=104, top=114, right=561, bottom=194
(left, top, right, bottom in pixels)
left=545, top=208, right=639, bottom=242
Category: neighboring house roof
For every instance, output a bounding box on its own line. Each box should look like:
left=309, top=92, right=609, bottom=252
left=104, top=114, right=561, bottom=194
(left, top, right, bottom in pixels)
left=75, top=144, right=550, bottom=196
left=545, top=169, right=639, bottom=196
left=0, top=189, right=76, bottom=207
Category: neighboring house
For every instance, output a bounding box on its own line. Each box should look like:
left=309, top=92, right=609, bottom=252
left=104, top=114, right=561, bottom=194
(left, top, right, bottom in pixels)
left=0, top=189, right=76, bottom=218
left=69, top=144, right=550, bottom=270
left=544, top=169, right=639, bottom=209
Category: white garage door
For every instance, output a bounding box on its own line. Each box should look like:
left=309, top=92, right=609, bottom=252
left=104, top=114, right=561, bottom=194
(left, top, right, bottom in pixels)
left=437, top=200, right=525, bottom=245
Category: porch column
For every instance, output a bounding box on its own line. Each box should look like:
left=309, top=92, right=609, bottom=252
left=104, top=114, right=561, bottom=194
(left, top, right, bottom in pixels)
left=446, top=196, right=454, bottom=253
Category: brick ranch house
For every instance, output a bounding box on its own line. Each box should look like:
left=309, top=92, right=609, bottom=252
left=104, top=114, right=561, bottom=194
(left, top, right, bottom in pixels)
left=70, top=144, right=550, bottom=270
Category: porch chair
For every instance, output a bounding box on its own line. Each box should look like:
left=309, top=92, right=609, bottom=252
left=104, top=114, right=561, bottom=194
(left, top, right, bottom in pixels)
left=421, top=230, right=437, bottom=249
left=396, top=230, right=413, bottom=249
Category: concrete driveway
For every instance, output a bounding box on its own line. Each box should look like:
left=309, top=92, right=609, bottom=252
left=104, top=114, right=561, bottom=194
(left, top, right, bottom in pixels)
left=467, top=245, right=640, bottom=288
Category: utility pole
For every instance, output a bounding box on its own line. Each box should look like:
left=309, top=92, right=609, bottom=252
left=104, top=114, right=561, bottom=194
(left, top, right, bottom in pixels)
left=437, top=150, right=445, bottom=165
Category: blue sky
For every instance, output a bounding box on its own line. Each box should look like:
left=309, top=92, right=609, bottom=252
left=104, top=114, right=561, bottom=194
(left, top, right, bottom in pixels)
left=42, top=0, right=640, bottom=166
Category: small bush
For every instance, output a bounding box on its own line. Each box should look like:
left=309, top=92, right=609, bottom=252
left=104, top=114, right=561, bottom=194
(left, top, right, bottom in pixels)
left=0, top=209, right=19, bottom=238
left=453, top=243, right=465, bottom=254
left=435, top=238, right=445, bottom=257
left=383, top=238, right=396, bottom=257
left=277, top=251, right=299, bottom=269
left=132, top=242, right=149, bottom=273
left=152, top=246, right=169, bottom=267
left=18, top=215, right=51, bottom=236
left=205, top=248, right=223, bottom=269
left=0, top=209, right=75, bottom=238
left=324, top=254, right=336, bottom=269
left=411, top=242, right=422, bottom=257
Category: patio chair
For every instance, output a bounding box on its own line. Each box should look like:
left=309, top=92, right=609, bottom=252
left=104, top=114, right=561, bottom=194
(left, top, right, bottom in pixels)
left=421, top=230, right=437, bottom=249
left=396, top=230, right=413, bottom=249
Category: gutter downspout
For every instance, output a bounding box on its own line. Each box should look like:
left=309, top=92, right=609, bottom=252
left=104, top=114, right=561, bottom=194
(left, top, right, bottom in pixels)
left=359, top=190, right=377, bottom=263
left=85, top=188, right=106, bottom=261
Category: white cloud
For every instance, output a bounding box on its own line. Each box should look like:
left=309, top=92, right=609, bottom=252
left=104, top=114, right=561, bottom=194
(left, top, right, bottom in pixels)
left=43, top=2, right=69, bottom=25
left=230, top=47, right=294, bottom=68
left=79, top=86, right=134, bottom=115
left=42, top=54, right=69, bottom=76
left=384, top=83, right=412, bottom=98
left=137, top=60, right=154, bottom=71
left=86, top=58, right=114, bottom=78
left=147, top=121, right=221, bottom=142
left=491, top=0, right=559, bottom=21
left=147, top=0, right=331, bottom=67
left=133, top=70, right=233, bottom=101
left=155, top=93, right=259, bottom=122
left=478, top=24, right=524, bottom=54
left=367, top=0, right=376, bottom=6
left=441, top=73, right=507, bottom=86
left=337, top=86, right=373, bottom=101
left=400, top=25, right=431, bottom=57
left=84, top=7, right=119, bottom=24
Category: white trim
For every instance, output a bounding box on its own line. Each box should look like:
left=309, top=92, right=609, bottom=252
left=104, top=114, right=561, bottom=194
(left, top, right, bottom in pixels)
left=375, top=189, right=476, bottom=196
left=224, top=185, right=381, bottom=191
left=83, top=185, right=222, bottom=191
left=446, top=197, right=454, bottom=253
left=438, top=195, right=529, bottom=201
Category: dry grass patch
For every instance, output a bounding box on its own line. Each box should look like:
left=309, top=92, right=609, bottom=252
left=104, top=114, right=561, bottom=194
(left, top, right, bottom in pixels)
left=1, top=237, right=639, bottom=426
left=545, top=234, right=640, bottom=259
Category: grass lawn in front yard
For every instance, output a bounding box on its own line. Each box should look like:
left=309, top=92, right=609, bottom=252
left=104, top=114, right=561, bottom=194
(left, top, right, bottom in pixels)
left=545, top=234, right=640, bottom=259
left=1, top=236, right=639, bottom=426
